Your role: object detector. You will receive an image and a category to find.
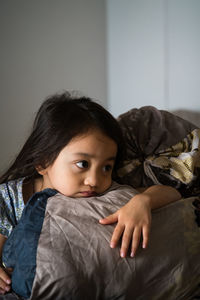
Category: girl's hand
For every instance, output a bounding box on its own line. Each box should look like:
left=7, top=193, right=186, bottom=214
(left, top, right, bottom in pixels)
left=99, top=194, right=152, bottom=258
left=0, top=266, right=12, bottom=295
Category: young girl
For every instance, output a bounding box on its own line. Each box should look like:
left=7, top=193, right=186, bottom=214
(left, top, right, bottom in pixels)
left=0, top=92, right=181, bottom=295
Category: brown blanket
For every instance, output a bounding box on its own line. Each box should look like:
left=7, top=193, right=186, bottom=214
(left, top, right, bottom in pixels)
left=116, top=106, right=200, bottom=196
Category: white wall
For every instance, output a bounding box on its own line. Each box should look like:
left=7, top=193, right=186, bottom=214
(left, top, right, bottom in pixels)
left=107, top=0, right=200, bottom=116
left=0, top=0, right=107, bottom=172
left=168, top=0, right=200, bottom=109
left=1, top=0, right=200, bottom=173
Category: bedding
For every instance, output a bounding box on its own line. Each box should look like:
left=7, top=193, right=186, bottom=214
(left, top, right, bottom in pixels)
left=171, top=109, right=200, bottom=128
left=116, top=106, right=200, bottom=196
left=2, top=182, right=200, bottom=300
left=2, top=106, right=200, bottom=299
left=23, top=193, right=200, bottom=300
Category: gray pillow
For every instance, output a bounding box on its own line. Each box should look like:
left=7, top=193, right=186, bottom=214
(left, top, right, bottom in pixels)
left=30, top=182, right=200, bottom=300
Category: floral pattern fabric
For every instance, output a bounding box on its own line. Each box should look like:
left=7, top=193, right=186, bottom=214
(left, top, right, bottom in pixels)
left=0, top=178, right=25, bottom=237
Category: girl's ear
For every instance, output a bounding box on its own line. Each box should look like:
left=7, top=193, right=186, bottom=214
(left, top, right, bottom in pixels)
left=35, top=166, right=47, bottom=175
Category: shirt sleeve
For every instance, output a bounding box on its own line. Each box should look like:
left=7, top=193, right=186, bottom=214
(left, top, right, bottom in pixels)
left=0, top=191, right=14, bottom=237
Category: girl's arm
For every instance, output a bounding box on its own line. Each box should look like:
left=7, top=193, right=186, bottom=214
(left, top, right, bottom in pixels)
left=0, top=234, right=12, bottom=294
left=99, top=185, right=181, bottom=258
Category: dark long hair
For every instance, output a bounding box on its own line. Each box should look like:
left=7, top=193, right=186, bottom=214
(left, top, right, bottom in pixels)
left=0, top=92, right=125, bottom=183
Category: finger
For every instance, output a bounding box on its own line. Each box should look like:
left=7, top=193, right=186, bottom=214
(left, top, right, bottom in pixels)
left=5, top=268, right=13, bottom=272
left=142, top=225, right=150, bottom=249
left=120, top=227, right=133, bottom=258
left=110, top=223, right=125, bottom=249
left=0, top=268, right=11, bottom=286
left=5, top=267, right=13, bottom=275
left=0, top=278, right=11, bottom=293
left=0, top=288, right=5, bottom=295
left=99, top=212, right=118, bottom=225
left=130, top=227, right=142, bottom=257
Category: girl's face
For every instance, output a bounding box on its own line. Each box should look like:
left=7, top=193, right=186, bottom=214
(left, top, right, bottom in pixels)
left=37, top=129, right=117, bottom=197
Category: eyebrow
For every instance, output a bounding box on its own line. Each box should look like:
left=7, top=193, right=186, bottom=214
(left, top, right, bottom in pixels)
left=74, top=153, right=116, bottom=161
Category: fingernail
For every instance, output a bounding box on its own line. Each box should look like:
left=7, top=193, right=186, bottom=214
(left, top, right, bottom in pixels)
left=130, top=252, right=134, bottom=257
left=6, top=279, right=11, bottom=284
left=5, top=286, right=10, bottom=292
left=120, top=251, right=125, bottom=258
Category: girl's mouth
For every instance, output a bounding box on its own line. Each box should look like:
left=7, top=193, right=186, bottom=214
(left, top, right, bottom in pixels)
left=80, top=191, right=98, bottom=197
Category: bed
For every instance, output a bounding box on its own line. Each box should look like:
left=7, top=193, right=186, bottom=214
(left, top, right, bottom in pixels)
left=1, top=106, right=200, bottom=300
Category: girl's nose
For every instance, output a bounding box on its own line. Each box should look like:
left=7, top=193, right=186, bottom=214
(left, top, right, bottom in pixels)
left=84, top=170, right=99, bottom=187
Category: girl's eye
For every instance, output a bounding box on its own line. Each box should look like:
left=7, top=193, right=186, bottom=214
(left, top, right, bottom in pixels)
left=103, top=164, right=113, bottom=172
left=76, top=160, right=89, bottom=169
